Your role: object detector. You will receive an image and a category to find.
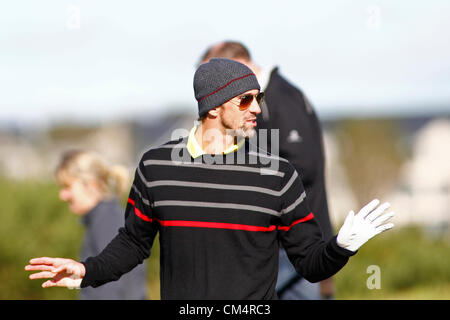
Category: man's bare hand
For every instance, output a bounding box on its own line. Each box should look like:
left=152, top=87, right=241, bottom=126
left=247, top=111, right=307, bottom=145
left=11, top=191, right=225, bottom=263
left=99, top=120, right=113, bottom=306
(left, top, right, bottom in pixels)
left=25, top=257, right=85, bottom=289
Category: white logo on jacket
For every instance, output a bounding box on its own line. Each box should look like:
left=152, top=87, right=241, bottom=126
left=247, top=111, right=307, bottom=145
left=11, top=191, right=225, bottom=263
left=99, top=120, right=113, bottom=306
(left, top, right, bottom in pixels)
left=287, top=130, right=302, bottom=143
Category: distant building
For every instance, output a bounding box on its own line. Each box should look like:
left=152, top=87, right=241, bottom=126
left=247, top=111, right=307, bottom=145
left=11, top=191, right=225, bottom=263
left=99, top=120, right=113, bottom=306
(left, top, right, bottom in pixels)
left=390, top=117, right=450, bottom=228
left=0, top=123, right=135, bottom=181
left=322, top=115, right=449, bottom=229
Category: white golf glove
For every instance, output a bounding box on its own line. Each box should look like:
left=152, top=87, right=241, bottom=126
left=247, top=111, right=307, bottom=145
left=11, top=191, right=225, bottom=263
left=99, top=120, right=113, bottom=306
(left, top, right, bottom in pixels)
left=337, top=199, right=395, bottom=252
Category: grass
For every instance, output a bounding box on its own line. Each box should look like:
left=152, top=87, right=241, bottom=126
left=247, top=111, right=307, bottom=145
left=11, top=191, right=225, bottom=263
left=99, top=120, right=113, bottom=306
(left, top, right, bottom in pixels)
left=338, top=283, right=450, bottom=300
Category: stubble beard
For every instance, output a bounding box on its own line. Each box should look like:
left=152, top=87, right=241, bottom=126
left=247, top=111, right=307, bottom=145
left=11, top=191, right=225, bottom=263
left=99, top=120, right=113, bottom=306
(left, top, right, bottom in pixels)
left=222, top=117, right=255, bottom=139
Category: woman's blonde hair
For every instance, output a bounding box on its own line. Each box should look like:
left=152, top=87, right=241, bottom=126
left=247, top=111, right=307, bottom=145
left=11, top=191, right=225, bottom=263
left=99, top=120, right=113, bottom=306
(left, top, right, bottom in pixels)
left=55, top=149, right=129, bottom=198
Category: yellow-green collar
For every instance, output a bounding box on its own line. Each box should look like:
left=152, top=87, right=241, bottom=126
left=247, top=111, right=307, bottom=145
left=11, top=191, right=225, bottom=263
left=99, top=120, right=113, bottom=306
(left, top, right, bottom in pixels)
left=186, top=125, right=245, bottom=158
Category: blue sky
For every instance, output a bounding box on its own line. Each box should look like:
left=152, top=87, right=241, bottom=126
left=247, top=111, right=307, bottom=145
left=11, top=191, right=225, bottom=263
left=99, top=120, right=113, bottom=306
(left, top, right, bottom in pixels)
left=1, top=0, right=449, bottom=126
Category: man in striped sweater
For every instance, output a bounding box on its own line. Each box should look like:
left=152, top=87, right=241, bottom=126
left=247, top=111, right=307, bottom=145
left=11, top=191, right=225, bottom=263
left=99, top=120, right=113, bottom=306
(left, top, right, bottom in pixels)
left=25, top=58, right=395, bottom=299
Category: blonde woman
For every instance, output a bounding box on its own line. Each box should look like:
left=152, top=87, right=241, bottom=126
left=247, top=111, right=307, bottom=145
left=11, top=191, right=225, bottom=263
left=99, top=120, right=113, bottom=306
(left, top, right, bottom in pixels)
left=54, top=149, right=147, bottom=300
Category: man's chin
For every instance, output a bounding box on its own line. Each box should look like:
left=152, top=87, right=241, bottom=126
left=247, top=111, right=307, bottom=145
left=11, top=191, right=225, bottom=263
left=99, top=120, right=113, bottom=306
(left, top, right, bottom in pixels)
left=239, top=128, right=256, bottom=139
left=227, top=126, right=256, bottom=139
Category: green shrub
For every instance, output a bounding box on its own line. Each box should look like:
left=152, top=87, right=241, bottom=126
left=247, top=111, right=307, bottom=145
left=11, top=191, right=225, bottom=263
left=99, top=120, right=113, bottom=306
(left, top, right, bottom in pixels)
left=0, top=178, right=82, bottom=299
left=334, top=225, right=450, bottom=299
left=0, top=178, right=161, bottom=299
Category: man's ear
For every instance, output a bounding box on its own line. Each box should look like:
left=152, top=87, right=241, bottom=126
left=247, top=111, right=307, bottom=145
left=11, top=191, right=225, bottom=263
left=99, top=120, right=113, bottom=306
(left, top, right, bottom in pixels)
left=207, top=107, right=219, bottom=118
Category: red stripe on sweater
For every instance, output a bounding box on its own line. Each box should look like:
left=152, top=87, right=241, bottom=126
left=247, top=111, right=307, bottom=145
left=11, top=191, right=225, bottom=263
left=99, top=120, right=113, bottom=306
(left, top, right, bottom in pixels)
left=128, top=198, right=314, bottom=231
left=277, top=212, right=315, bottom=231
left=128, top=198, right=152, bottom=222
left=154, top=219, right=277, bottom=232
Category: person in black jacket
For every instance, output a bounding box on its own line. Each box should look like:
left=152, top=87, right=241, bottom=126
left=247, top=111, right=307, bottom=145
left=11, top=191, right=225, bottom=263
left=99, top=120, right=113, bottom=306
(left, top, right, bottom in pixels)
left=199, top=41, right=335, bottom=299
left=25, top=59, right=394, bottom=300
left=52, top=149, right=147, bottom=299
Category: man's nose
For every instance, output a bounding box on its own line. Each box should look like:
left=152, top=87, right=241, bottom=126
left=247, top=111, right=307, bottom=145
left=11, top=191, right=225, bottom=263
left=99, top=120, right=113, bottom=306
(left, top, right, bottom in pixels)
left=249, top=97, right=261, bottom=114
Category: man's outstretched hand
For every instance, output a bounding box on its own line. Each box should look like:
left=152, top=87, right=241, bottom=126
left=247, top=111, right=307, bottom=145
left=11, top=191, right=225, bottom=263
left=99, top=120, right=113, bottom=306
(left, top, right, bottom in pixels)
left=25, top=257, right=85, bottom=289
left=337, top=199, right=395, bottom=252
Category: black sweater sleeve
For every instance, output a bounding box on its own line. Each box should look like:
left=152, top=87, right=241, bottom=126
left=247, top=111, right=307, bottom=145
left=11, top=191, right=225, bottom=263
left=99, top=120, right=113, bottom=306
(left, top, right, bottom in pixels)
left=277, top=164, right=355, bottom=283
left=81, top=160, right=158, bottom=288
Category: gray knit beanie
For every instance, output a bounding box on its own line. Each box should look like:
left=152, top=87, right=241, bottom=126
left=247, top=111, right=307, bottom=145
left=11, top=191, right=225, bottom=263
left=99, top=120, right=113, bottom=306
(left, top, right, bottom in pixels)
left=194, top=58, right=260, bottom=117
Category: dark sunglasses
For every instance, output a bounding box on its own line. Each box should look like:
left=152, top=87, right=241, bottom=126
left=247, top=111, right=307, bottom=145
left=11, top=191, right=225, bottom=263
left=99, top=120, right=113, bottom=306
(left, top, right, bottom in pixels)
left=232, top=92, right=265, bottom=110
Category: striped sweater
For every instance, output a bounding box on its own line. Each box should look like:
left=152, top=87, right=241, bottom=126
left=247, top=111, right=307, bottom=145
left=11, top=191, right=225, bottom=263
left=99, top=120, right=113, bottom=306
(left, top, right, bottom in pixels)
left=81, top=137, right=354, bottom=299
